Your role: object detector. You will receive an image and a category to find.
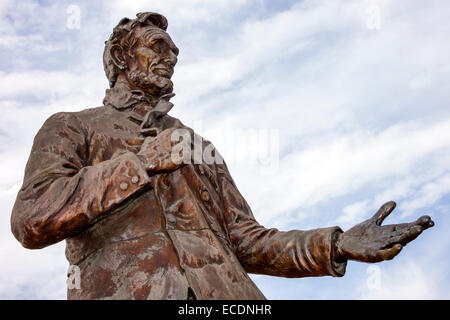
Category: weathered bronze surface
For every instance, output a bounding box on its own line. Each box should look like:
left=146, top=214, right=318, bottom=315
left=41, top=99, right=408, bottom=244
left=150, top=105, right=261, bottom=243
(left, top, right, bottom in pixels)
left=11, top=12, right=434, bottom=300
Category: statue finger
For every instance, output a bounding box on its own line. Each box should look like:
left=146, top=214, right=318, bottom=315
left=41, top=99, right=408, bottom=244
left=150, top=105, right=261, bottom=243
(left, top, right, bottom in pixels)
left=372, top=201, right=396, bottom=226
left=387, top=216, right=434, bottom=235
left=389, top=225, right=423, bottom=246
left=414, top=215, right=434, bottom=229
left=376, top=244, right=403, bottom=261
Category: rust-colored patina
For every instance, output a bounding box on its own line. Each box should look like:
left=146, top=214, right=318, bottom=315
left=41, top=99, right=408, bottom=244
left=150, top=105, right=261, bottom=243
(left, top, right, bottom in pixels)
left=11, top=12, right=434, bottom=300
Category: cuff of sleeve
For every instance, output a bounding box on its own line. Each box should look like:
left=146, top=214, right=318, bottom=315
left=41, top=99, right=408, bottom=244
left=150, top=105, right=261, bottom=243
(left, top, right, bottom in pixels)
left=112, top=152, right=151, bottom=198
left=329, top=227, right=347, bottom=277
left=81, top=152, right=151, bottom=219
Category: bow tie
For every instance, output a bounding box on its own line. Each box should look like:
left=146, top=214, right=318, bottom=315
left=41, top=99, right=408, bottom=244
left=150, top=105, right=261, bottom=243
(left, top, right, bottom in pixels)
left=103, top=87, right=175, bottom=136
left=129, top=93, right=175, bottom=136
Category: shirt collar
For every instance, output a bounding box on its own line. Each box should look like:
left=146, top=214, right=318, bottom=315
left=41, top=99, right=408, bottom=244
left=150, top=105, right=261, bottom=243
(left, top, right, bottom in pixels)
left=103, top=86, right=151, bottom=111
left=103, top=85, right=175, bottom=136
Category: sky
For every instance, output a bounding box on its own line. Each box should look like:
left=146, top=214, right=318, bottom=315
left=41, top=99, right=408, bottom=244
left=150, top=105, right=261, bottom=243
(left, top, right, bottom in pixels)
left=0, top=0, right=449, bottom=299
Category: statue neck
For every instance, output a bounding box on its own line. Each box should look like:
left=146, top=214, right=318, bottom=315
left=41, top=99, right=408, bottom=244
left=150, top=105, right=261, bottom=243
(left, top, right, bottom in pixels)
left=103, top=76, right=167, bottom=116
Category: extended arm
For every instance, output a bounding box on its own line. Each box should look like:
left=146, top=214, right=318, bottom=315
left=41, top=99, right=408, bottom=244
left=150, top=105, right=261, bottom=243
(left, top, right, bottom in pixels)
left=217, top=162, right=347, bottom=278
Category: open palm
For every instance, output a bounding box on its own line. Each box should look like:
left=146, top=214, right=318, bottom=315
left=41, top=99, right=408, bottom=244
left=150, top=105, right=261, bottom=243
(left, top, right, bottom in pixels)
left=337, top=201, right=434, bottom=263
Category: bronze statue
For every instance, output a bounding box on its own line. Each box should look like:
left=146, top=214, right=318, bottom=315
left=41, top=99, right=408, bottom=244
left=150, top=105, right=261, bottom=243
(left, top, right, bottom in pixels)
left=11, top=12, right=434, bottom=300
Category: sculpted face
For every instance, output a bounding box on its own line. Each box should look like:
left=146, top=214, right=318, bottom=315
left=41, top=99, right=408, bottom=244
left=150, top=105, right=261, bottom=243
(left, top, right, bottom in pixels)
left=124, top=26, right=179, bottom=95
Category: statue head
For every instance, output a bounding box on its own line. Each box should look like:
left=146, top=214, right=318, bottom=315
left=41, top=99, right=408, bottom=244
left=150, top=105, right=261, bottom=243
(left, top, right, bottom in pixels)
left=103, top=12, right=179, bottom=96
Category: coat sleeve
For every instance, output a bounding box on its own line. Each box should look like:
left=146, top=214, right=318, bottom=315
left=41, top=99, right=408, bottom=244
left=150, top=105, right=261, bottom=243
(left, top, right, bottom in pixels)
left=11, top=112, right=151, bottom=249
left=216, top=161, right=347, bottom=278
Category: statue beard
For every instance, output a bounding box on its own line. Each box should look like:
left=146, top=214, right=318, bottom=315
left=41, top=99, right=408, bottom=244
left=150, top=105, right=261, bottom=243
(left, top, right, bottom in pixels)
left=127, top=69, right=173, bottom=96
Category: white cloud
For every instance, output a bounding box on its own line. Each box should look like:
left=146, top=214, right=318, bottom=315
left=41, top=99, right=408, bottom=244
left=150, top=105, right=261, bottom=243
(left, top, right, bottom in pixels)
left=338, top=200, right=371, bottom=229
left=357, top=262, right=436, bottom=299
left=234, top=119, right=450, bottom=226
left=1, top=0, right=449, bottom=299
left=401, top=173, right=450, bottom=217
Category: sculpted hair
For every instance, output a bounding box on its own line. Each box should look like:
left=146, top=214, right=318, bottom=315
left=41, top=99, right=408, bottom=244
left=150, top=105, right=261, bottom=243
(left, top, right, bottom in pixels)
left=103, top=12, right=169, bottom=88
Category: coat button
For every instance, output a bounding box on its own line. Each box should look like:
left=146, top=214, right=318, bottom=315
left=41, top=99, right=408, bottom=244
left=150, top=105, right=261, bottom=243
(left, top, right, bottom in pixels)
left=166, top=213, right=176, bottom=229
left=131, top=175, right=139, bottom=184
left=120, top=182, right=129, bottom=191
left=201, top=190, right=210, bottom=202
left=166, top=214, right=176, bottom=224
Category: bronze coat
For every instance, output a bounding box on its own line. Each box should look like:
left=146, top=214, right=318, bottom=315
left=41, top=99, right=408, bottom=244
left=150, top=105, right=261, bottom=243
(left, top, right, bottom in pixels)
left=11, top=92, right=347, bottom=299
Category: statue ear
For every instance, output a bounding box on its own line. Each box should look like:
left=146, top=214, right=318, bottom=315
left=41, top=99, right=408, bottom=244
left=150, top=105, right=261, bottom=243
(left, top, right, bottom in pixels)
left=110, top=44, right=127, bottom=70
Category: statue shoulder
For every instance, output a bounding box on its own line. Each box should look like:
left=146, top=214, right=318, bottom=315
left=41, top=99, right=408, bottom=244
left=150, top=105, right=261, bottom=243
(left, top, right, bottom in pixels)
left=39, top=106, right=104, bottom=136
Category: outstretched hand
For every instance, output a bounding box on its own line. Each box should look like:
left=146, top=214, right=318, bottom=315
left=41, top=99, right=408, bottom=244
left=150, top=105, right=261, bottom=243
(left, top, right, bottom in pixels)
left=336, top=201, right=434, bottom=263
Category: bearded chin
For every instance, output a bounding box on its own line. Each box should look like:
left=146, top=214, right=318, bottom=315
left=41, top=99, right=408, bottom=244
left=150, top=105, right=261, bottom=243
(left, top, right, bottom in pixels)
left=127, top=69, right=173, bottom=95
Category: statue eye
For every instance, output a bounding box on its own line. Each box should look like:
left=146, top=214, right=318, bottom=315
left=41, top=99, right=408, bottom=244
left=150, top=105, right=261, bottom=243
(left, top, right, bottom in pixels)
left=149, top=40, right=161, bottom=53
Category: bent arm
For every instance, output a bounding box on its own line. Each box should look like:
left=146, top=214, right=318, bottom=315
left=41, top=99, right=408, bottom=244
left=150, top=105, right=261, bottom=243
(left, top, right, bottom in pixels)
left=217, top=162, right=347, bottom=278
left=11, top=112, right=150, bottom=249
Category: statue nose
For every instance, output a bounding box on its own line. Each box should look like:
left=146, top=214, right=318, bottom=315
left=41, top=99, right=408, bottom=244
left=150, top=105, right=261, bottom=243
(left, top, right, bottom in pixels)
left=165, top=51, right=177, bottom=67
